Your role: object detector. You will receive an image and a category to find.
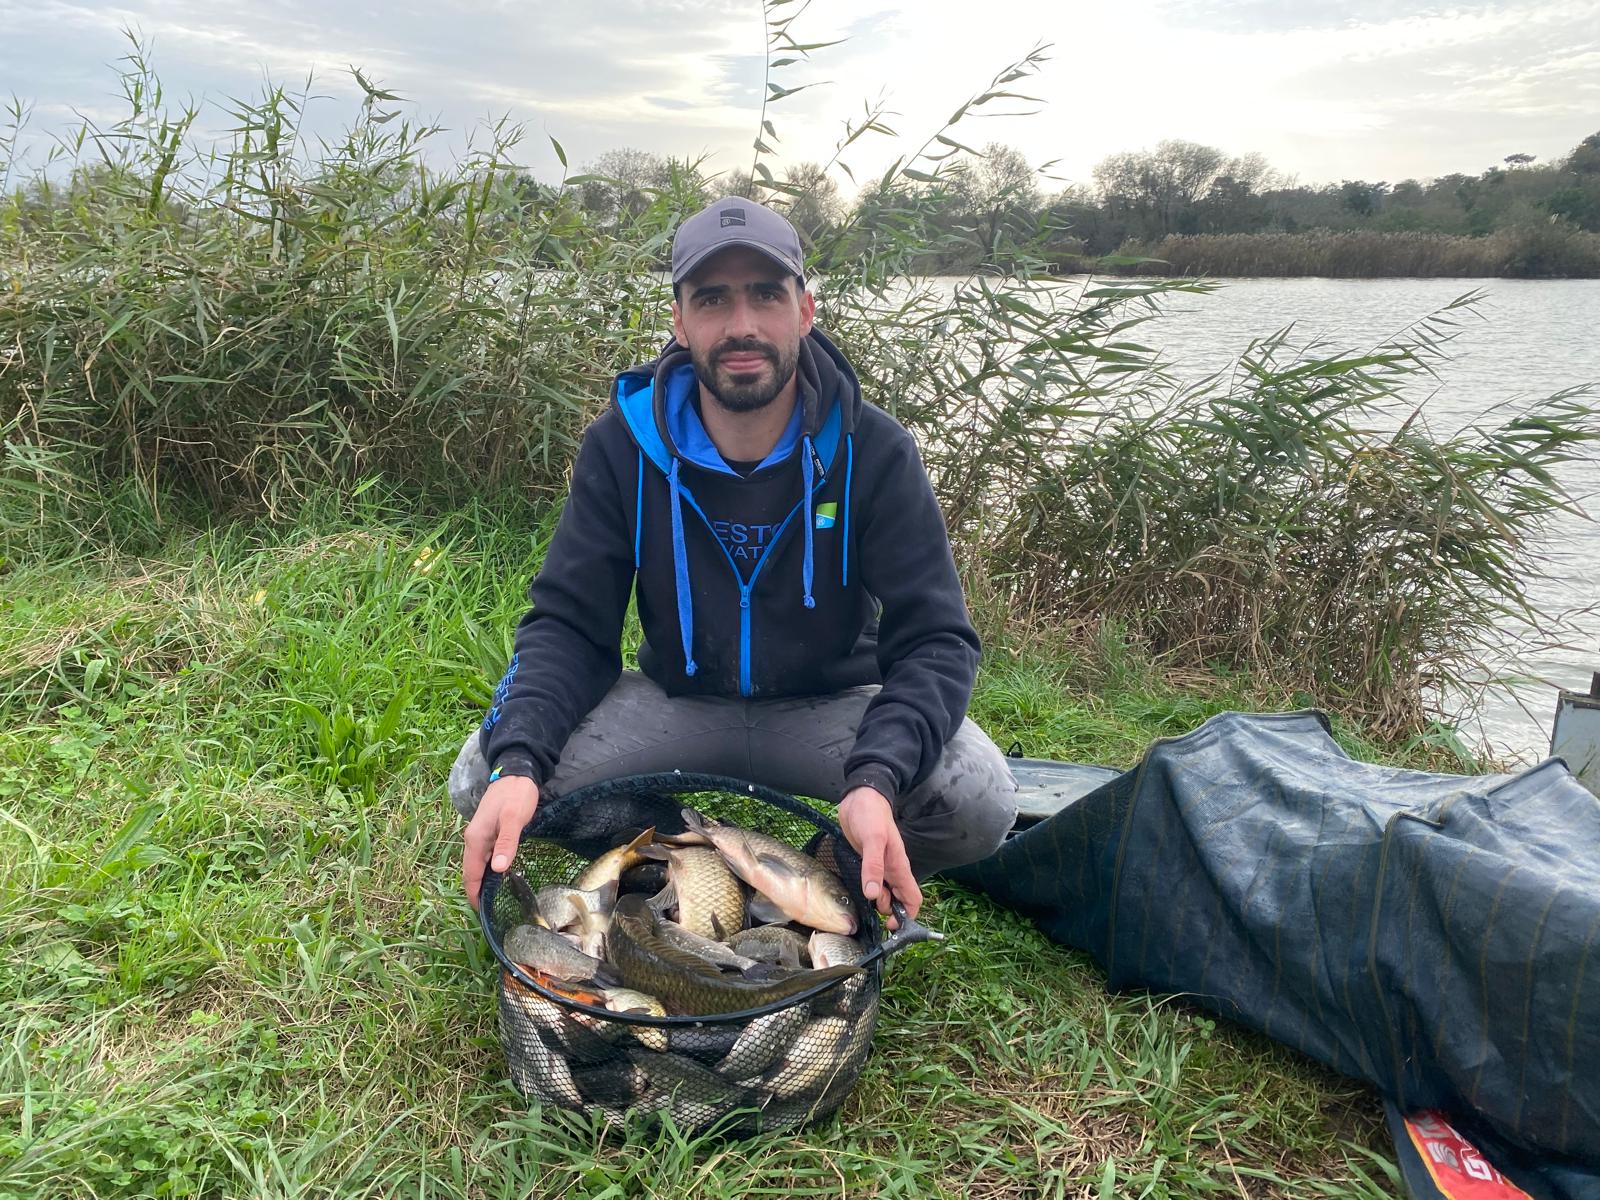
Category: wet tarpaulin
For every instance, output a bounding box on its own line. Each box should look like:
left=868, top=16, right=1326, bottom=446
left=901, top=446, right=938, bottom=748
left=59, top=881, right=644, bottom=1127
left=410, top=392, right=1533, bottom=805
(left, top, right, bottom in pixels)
left=948, top=711, right=1600, bottom=1199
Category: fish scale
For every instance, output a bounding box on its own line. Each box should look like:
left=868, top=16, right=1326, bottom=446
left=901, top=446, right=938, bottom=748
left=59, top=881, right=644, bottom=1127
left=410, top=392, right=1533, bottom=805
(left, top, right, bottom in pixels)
left=641, top=843, right=745, bottom=940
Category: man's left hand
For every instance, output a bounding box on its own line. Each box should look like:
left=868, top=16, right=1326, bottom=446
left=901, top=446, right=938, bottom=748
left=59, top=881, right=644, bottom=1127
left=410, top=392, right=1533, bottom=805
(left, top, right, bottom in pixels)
left=837, top=786, right=922, bottom=924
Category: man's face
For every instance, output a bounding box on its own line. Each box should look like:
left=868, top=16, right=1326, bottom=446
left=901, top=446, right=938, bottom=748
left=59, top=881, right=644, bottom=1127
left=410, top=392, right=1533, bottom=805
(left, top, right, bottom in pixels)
left=671, top=246, right=816, bottom=414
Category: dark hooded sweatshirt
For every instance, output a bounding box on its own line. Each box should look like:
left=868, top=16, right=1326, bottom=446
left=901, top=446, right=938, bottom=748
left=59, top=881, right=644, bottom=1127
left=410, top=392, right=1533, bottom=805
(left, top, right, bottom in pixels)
left=479, top=327, right=980, bottom=805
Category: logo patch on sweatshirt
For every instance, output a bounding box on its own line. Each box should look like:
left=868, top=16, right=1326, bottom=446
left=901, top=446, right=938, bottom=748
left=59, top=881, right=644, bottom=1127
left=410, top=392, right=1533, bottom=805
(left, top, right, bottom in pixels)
left=814, top=502, right=838, bottom=530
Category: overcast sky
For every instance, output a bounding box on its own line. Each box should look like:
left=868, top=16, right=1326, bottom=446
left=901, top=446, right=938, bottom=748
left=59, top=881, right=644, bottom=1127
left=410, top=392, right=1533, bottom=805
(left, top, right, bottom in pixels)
left=2, top=0, right=1597, bottom=195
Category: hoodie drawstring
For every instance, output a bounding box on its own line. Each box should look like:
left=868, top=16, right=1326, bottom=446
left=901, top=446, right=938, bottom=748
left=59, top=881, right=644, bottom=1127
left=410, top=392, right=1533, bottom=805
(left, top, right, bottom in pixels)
left=842, top=434, right=853, bottom=587
left=634, top=449, right=644, bottom=570
left=801, top=435, right=816, bottom=609
left=667, top=457, right=697, bottom=675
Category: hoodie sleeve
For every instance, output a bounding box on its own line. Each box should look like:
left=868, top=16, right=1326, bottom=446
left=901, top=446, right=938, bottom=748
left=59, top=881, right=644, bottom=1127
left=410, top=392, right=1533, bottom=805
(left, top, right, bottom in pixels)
left=842, top=429, right=981, bottom=803
left=479, top=423, right=636, bottom=786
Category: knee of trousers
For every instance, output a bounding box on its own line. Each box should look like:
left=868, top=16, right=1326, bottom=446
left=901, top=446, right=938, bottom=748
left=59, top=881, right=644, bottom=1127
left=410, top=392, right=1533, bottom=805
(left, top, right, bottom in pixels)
left=897, top=742, right=1018, bottom=874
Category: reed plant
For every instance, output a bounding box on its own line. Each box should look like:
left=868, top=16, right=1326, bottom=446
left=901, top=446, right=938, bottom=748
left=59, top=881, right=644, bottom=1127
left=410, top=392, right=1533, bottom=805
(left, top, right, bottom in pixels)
left=3, top=35, right=1596, bottom=741
left=1099, top=225, right=1600, bottom=278
left=0, top=42, right=673, bottom=535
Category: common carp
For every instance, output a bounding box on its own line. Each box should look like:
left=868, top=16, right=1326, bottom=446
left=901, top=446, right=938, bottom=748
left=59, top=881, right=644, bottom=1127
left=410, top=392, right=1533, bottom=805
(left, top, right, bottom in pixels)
left=607, top=894, right=858, bottom=1015
left=639, top=843, right=744, bottom=940
left=669, top=809, right=857, bottom=935
left=572, top=827, right=657, bottom=893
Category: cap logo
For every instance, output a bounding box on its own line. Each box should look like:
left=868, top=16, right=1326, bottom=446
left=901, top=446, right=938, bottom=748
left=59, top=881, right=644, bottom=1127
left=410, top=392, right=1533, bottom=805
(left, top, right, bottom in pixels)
left=719, top=209, right=747, bottom=227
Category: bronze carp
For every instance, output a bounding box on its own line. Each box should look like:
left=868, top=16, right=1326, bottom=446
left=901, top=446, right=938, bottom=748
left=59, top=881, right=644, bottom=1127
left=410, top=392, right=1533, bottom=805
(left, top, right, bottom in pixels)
left=572, top=827, right=656, bottom=893
left=607, top=894, right=858, bottom=1016
left=639, top=843, right=744, bottom=940
left=669, top=809, right=857, bottom=935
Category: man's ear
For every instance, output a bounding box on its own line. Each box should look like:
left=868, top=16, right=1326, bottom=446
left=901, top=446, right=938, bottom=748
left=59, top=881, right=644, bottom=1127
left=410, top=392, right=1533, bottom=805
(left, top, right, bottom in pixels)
left=798, top=288, right=816, bottom=338
left=671, top=299, right=685, bottom=346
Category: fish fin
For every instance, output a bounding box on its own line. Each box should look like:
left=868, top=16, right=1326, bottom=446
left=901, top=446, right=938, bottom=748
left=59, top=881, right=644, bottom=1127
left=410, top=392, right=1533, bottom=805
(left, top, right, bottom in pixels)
left=504, top=870, right=536, bottom=916
left=748, top=893, right=787, bottom=924
left=680, top=808, right=709, bottom=835
left=647, top=881, right=677, bottom=915
left=592, top=879, right=619, bottom=913
left=655, top=831, right=710, bottom=848
left=622, top=826, right=657, bottom=853
left=636, top=844, right=672, bottom=861
left=755, top=852, right=799, bottom=877
left=710, top=912, right=728, bottom=940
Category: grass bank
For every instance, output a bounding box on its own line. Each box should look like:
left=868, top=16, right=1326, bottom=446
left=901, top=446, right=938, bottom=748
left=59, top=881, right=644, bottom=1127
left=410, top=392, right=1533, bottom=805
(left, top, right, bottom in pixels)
left=0, top=498, right=1430, bottom=1199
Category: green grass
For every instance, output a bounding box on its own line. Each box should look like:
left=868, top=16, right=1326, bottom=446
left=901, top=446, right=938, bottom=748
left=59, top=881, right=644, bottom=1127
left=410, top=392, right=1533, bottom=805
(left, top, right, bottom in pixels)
left=0, top=498, right=1422, bottom=1199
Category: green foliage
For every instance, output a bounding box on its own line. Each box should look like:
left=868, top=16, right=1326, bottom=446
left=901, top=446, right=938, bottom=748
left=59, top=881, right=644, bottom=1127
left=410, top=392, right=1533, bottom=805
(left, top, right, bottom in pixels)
left=0, top=502, right=1414, bottom=1199
left=3, top=35, right=1596, bottom=740
left=0, top=39, right=677, bottom=531
left=1053, top=129, right=1600, bottom=270
left=1109, top=225, right=1600, bottom=278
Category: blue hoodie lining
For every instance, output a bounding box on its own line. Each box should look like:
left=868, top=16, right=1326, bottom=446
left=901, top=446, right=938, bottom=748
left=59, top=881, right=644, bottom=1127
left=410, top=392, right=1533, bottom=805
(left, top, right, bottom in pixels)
left=613, top=363, right=842, bottom=478
left=664, top=363, right=802, bottom=476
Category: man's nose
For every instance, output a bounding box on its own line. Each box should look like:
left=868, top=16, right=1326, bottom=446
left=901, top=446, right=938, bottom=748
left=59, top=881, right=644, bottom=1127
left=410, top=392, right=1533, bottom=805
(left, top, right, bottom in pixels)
left=726, top=295, right=761, bottom=338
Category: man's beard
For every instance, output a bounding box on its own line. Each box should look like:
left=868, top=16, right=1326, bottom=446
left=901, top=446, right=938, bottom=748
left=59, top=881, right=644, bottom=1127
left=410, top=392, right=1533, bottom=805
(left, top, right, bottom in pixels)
left=693, top=338, right=799, bottom=413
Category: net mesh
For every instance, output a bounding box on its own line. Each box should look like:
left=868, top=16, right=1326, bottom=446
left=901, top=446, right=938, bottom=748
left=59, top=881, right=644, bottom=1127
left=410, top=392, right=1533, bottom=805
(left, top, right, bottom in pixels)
left=483, top=773, right=883, bottom=1135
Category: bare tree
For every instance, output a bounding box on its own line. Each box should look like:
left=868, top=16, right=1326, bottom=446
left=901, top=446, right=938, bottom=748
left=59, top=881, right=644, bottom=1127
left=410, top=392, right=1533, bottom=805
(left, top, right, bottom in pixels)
left=578, top=147, right=671, bottom=226
left=778, top=161, right=842, bottom=244
left=1093, top=139, right=1229, bottom=236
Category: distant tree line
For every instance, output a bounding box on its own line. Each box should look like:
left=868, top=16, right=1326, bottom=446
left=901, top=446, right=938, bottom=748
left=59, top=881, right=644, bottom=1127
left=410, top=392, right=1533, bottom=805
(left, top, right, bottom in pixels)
left=553, top=130, right=1600, bottom=278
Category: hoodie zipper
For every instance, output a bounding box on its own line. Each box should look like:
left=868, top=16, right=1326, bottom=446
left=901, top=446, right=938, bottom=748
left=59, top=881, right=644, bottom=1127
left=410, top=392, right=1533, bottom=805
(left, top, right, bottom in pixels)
left=676, top=473, right=827, bottom=697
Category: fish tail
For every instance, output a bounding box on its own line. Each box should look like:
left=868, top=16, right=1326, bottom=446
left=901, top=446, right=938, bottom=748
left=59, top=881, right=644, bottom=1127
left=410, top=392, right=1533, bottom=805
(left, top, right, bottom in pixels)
left=504, top=870, right=536, bottom=916
left=622, top=826, right=657, bottom=853
left=752, top=964, right=861, bottom=1008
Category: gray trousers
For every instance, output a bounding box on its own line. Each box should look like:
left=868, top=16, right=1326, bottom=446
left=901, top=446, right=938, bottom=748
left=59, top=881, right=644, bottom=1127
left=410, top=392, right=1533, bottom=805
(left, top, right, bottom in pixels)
left=448, top=671, right=1017, bottom=878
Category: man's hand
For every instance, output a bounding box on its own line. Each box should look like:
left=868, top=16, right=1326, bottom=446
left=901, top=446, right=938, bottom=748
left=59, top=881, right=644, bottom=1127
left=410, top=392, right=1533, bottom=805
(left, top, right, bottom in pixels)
left=837, top=786, right=922, bottom=923
left=463, top=774, right=540, bottom=909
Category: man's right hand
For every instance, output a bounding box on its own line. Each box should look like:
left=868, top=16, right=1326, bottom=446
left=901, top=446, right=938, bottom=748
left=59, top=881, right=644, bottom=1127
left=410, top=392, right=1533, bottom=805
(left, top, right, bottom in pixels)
left=463, top=774, right=540, bottom=909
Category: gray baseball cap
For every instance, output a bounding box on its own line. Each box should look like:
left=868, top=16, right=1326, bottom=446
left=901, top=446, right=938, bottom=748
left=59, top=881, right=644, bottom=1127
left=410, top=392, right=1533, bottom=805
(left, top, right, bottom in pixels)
left=671, top=196, right=804, bottom=284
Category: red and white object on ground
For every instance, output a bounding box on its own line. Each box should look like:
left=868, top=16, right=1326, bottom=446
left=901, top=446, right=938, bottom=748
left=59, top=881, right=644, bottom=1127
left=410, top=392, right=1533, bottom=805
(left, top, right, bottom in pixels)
left=1400, top=1111, right=1535, bottom=1200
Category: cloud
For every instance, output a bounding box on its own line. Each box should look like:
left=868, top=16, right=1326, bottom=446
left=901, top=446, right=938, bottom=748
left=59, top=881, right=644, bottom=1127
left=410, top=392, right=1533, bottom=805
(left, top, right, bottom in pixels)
left=2, top=0, right=1597, bottom=192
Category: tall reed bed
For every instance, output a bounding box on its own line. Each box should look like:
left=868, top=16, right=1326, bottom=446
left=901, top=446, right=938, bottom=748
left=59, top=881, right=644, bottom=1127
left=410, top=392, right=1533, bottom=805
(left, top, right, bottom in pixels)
left=1100, top=226, right=1600, bottom=278
left=0, top=49, right=679, bottom=533
left=3, top=47, right=1596, bottom=738
left=817, top=261, right=1599, bottom=734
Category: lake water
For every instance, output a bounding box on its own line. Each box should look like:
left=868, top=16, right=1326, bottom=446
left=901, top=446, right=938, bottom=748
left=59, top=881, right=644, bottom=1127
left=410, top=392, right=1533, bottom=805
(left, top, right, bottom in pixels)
left=1103, top=277, right=1600, bottom=763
